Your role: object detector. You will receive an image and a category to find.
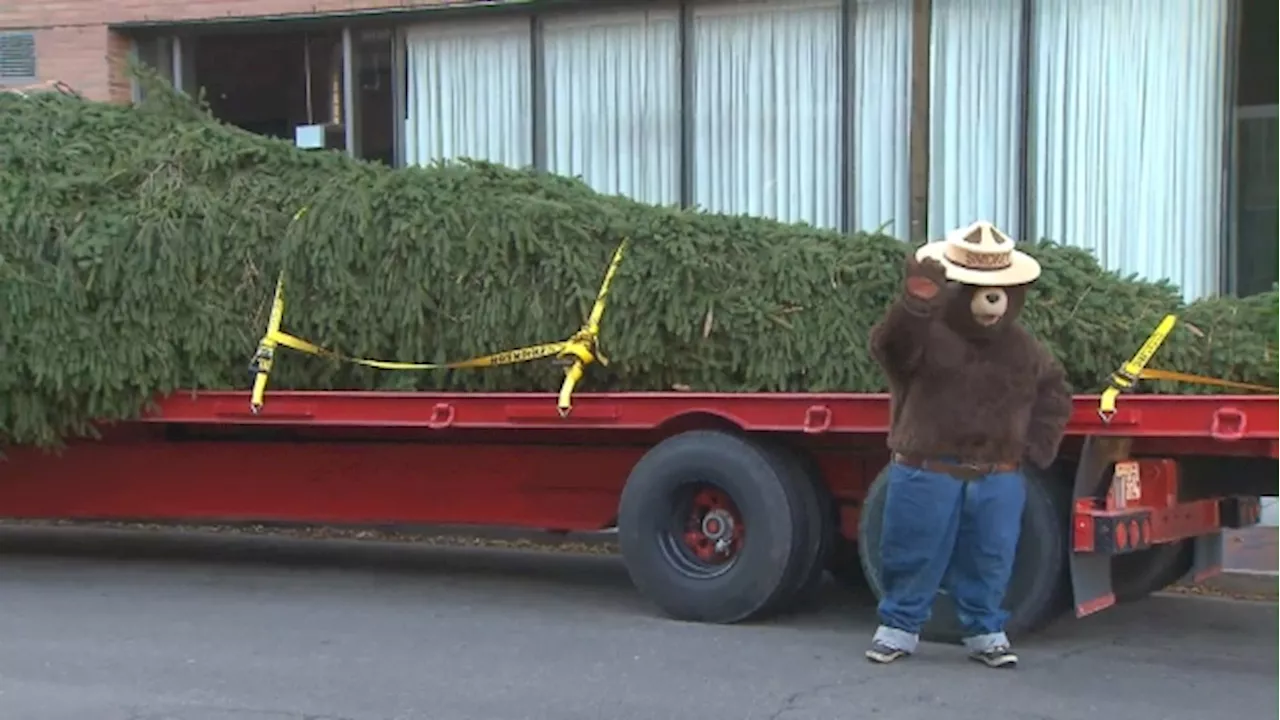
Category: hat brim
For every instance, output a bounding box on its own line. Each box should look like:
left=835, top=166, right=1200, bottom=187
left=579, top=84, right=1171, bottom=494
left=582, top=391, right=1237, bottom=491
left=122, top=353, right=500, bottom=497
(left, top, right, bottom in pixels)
left=915, top=242, right=1042, bottom=287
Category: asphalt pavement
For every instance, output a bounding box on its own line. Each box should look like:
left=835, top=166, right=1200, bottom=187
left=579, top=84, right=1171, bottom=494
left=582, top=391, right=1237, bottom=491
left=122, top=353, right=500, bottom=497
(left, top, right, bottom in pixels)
left=0, top=527, right=1274, bottom=720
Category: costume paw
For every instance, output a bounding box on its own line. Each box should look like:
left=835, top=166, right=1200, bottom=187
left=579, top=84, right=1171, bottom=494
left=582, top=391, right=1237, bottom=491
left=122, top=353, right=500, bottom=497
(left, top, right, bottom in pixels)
left=904, top=256, right=949, bottom=305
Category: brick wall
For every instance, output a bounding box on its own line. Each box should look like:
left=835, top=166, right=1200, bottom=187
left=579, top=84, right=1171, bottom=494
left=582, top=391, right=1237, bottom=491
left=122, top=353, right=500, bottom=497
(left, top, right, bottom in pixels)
left=0, top=0, right=470, bottom=102
left=22, top=26, right=134, bottom=102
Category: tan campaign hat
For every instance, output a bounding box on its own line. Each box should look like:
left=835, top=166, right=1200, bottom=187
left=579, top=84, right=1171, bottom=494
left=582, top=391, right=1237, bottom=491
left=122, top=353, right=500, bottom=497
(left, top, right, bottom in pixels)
left=915, top=220, right=1042, bottom=287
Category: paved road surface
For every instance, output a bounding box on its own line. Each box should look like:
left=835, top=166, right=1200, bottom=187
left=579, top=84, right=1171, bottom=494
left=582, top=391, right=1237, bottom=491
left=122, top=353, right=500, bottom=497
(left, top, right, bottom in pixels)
left=0, top=528, right=1274, bottom=720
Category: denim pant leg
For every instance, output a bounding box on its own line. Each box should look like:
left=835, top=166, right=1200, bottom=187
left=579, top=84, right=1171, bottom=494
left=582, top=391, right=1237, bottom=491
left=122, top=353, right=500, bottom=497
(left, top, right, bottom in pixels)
left=944, top=470, right=1027, bottom=651
left=875, top=463, right=965, bottom=651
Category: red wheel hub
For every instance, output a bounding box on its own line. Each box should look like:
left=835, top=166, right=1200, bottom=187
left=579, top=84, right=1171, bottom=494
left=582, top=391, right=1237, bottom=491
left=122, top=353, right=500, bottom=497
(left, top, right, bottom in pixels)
left=681, top=487, right=744, bottom=564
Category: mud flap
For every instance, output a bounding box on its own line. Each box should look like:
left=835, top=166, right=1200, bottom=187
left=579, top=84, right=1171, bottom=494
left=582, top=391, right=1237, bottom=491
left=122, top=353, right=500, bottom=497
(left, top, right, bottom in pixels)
left=1186, top=531, right=1225, bottom=584
left=1068, top=436, right=1133, bottom=618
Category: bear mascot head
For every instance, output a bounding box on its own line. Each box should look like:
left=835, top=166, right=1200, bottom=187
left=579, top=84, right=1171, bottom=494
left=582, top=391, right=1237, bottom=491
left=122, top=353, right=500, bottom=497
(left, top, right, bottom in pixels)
left=909, top=221, right=1042, bottom=342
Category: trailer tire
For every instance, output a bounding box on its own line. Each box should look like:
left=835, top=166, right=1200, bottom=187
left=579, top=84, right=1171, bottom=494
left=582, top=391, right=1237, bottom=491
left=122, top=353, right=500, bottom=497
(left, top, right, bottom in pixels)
left=617, top=430, right=806, bottom=624
left=857, top=464, right=1071, bottom=644
left=827, top=537, right=869, bottom=591
left=1112, top=540, right=1194, bottom=603
left=761, top=442, right=834, bottom=614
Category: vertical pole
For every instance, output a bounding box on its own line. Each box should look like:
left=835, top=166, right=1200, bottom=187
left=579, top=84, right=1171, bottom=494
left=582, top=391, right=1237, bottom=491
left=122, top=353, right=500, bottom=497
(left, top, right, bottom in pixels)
left=1016, top=0, right=1033, bottom=244
left=171, top=35, right=184, bottom=93
left=678, top=0, right=695, bottom=209
left=531, top=15, right=547, bottom=171
left=392, top=28, right=407, bottom=168
left=839, top=0, right=855, bottom=234
left=1220, top=0, right=1244, bottom=296
left=907, top=0, right=931, bottom=243
left=129, top=38, right=142, bottom=104
left=342, top=26, right=357, bottom=158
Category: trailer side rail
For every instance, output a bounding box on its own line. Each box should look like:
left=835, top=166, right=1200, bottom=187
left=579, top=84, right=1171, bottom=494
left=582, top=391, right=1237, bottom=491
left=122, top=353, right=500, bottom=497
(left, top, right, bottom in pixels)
left=147, top=391, right=1278, bottom=445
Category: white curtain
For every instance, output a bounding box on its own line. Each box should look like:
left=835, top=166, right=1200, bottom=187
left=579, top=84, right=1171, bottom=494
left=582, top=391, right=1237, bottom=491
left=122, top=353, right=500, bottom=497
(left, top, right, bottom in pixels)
left=403, top=20, right=533, bottom=169
left=543, top=10, right=681, bottom=205
left=690, top=0, right=842, bottom=229
left=1029, top=0, right=1231, bottom=300
left=849, top=0, right=913, bottom=237
left=928, top=0, right=1022, bottom=239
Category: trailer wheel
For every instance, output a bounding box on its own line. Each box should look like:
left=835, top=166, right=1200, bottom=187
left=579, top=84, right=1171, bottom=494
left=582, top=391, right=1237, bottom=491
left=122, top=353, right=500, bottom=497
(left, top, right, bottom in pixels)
left=857, top=464, right=1071, bottom=644
left=761, top=443, right=835, bottom=614
left=1112, top=540, right=1194, bottom=603
left=826, top=537, right=869, bottom=590
left=617, top=430, right=807, bottom=624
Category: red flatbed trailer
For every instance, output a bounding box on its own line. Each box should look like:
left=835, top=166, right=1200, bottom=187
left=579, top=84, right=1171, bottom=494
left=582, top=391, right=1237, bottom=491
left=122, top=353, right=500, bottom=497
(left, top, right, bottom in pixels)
left=0, top=390, right=1275, bottom=640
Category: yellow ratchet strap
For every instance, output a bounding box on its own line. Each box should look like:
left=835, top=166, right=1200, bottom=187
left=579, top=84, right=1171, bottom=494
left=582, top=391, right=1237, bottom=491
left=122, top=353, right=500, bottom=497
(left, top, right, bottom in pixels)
left=248, top=239, right=630, bottom=418
left=1130, top=368, right=1277, bottom=393
left=557, top=237, right=629, bottom=416
left=1097, top=314, right=1279, bottom=422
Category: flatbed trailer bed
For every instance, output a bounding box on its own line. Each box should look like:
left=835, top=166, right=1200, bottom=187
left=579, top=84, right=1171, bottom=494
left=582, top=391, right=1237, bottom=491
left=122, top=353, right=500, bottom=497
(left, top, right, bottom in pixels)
left=1, top=390, right=1275, bottom=640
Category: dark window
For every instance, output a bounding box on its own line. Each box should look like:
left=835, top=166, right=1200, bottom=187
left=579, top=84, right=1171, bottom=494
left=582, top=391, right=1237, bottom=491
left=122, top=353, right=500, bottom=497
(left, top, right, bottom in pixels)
left=0, top=32, right=36, bottom=83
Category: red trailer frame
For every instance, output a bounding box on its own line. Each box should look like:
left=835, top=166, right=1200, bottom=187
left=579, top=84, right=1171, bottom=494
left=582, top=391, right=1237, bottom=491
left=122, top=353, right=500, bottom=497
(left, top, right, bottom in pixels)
left=0, top=390, right=1275, bottom=639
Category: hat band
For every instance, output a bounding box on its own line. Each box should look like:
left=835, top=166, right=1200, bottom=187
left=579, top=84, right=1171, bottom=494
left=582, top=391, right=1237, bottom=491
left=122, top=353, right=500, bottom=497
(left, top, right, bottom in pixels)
left=944, top=245, right=1013, bottom=271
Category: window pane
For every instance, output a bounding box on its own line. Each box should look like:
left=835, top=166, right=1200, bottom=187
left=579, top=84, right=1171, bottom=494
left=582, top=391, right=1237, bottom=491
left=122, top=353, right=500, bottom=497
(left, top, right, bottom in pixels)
left=1028, top=0, right=1230, bottom=299
left=849, top=0, right=912, bottom=237
left=543, top=9, right=681, bottom=206
left=927, top=0, right=1022, bottom=239
left=403, top=19, right=533, bottom=168
left=690, top=0, right=842, bottom=229
left=1235, top=110, right=1279, bottom=297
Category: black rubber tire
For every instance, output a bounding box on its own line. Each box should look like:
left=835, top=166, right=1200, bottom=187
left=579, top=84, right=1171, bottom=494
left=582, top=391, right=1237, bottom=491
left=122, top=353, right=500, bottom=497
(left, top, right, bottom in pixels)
left=1111, top=540, right=1194, bottom=603
left=761, top=442, right=835, bottom=614
left=857, top=464, right=1073, bottom=644
left=617, top=430, right=806, bottom=624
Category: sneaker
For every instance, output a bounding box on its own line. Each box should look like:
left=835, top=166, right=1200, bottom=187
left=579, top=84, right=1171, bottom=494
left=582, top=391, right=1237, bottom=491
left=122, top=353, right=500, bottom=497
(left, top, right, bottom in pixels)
left=865, top=640, right=910, bottom=664
left=969, top=644, right=1018, bottom=668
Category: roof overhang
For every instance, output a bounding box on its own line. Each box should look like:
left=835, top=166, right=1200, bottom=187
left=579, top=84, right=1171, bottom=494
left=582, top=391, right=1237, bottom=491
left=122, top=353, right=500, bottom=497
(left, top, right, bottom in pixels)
left=110, top=0, right=645, bottom=33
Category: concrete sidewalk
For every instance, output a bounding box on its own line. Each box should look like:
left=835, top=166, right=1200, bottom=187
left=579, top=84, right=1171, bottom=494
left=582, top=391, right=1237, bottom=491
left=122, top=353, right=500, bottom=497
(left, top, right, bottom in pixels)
left=1224, top=525, right=1278, bottom=573
left=1169, top=526, right=1278, bottom=600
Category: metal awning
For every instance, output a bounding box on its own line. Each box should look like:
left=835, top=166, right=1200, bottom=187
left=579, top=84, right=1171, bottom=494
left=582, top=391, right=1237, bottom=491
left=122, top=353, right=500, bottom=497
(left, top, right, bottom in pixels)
left=109, top=0, right=614, bottom=32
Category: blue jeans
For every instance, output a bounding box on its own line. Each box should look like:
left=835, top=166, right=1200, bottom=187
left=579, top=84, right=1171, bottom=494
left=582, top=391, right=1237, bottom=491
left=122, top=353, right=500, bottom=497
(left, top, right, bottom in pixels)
left=872, top=461, right=1026, bottom=654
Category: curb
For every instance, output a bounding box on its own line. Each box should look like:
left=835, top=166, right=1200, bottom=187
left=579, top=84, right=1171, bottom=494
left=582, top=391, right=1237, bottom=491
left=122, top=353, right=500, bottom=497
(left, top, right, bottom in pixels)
left=1169, top=570, right=1278, bottom=601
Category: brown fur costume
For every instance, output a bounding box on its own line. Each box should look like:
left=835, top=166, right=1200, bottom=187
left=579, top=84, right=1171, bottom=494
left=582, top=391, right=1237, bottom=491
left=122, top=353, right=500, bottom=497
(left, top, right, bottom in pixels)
left=869, top=254, right=1074, bottom=469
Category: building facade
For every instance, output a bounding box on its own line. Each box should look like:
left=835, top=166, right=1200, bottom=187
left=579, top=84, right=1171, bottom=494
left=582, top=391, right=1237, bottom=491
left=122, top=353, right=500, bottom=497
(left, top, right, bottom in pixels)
left=1, top=0, right=1276, bottom=299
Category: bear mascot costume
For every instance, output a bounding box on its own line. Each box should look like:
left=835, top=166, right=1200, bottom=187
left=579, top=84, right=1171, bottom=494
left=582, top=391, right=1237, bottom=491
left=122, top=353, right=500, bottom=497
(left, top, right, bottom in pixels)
left=864, top=220, right=1073, bottom=669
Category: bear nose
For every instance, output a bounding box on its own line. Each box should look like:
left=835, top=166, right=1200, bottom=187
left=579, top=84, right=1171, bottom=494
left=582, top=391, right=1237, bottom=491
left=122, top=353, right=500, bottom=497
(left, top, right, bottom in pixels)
left=985, top=292, right=1001, bottom=304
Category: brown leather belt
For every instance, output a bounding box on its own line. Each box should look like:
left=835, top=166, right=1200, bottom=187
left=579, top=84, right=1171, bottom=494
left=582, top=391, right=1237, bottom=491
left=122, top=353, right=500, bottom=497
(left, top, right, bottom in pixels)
left=892, top=453, right=1020, bottom=481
